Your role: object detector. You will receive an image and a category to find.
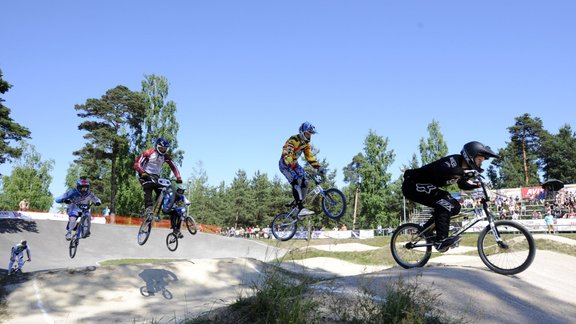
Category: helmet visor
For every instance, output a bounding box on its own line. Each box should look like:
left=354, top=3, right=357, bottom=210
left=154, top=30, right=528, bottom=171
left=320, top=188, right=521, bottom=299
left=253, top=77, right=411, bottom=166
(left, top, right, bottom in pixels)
left=157, top=146, right=168, bottom=154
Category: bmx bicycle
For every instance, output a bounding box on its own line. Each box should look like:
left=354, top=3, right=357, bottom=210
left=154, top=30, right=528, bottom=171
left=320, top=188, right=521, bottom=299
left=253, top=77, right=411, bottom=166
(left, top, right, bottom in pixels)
left=8, top=260, right=27, bottom=277
left=271, top=170, right=346, bottom=241
left=166, top=214, right=199, bottom=252
left=390, top=174, right=536, bottom=275
left=137, top=178, right=178, bottom=246
left=69, top=203, right=92, bottom=259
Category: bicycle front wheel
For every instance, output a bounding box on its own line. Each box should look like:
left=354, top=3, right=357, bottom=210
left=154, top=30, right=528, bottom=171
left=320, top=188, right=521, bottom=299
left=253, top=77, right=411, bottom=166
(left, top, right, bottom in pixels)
left=138, top=216, right=152, bottom=246
left=322, top=188, right=346, bottom=219
left=69, top=238, right=79, bottom=258
left=80, top=216, right=90, bottom=239
left=185, top=216, right=198, bottom=235
left=166, top=232, right=178, bottom=252
left=390, top=223, right=432, bottom=269
left=477, top=220, right=536, bottom=275
left=271, top=212, right=298, bottom=241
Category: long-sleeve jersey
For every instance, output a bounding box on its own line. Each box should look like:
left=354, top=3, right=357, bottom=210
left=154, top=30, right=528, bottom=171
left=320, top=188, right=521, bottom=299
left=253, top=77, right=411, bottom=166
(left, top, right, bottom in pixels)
left=134, top=148, right=181, bottom=178
left=403, top=154, right=478, bottom=191
left=11, top=243, right=31, bottom=259
left=55, top=189, right=102, bottom=216
left=280, top=135, right=320, bottom=169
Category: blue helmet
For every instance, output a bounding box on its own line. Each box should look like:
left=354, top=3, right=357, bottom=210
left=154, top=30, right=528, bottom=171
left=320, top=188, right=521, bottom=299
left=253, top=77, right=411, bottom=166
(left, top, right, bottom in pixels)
left=298, top=122, right=317, bottom=142
left=155, top=137, right=171, bottom=155
left=77, top=179, right=90, bottom=194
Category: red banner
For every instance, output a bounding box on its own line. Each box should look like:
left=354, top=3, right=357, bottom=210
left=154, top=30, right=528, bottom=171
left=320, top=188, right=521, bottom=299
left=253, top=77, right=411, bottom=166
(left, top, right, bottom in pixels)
left=521, top=186, right=544, bottom=199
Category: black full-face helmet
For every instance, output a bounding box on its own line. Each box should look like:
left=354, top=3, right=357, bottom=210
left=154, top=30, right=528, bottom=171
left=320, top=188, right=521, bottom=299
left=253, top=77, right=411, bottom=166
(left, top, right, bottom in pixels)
left=461, top=141, right=500, bottom=171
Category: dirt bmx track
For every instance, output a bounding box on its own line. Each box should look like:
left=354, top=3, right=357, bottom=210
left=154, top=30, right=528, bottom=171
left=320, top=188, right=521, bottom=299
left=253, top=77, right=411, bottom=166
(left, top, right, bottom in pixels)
left=1, top=218, right=575, bottom=323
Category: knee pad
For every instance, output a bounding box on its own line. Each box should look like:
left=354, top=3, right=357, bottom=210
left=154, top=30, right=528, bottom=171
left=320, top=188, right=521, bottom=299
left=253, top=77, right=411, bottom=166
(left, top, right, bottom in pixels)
left=435, top=197, right=461, bottom=216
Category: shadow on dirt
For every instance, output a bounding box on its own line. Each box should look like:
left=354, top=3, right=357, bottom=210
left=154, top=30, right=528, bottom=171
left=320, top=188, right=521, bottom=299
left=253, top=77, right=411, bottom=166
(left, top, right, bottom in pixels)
left=138, top=268, right=179, bottom=300
left=0, top=219, right=39, bottom=234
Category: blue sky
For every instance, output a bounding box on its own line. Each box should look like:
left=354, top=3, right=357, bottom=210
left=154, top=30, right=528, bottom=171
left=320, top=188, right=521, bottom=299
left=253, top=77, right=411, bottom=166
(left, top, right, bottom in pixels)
left=1, top=1, right=575, bottom=205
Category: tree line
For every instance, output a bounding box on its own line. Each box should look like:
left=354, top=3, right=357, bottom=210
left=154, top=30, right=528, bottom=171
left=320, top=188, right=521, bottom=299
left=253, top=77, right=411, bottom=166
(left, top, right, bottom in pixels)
left=2, top=69, right=576, bottom=230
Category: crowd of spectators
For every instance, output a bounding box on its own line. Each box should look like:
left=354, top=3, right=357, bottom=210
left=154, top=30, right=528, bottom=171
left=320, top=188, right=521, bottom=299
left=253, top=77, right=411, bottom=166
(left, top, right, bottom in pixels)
left=461, top=189, right=576, bottom=220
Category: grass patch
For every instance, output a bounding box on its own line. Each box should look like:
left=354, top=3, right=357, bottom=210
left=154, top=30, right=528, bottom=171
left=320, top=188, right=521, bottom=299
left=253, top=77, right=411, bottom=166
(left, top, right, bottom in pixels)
left=188, top=265, right=468, bottom=324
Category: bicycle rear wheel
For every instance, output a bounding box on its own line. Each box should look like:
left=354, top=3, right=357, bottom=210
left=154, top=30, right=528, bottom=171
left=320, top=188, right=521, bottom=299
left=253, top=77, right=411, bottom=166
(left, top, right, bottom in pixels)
left=166, top=232, right=178, bottom=251
left=477, top=220, right=536, bottom=275
left=185, top=216, right=198, bottom=235
left=390, top=223, right=433, bottom=268
left=271, top=212, right=298, bottom=241
left=69, top=237, right=79, bottom=258
left=321, top=188, right=346, bottom=219
left=138, top=216, right=152, bottom=246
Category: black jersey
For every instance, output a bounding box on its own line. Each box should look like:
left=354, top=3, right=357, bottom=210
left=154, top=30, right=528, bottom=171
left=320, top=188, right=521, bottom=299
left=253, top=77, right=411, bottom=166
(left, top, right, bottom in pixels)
left=403, top=154, right=478, bottom=191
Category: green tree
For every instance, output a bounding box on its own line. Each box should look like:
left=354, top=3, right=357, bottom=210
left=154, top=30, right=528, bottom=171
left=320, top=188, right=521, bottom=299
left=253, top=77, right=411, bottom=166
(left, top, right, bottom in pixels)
left=418, top=119, right=448, bottom=165
left=0, top=142, right=54, bottom=211
left=227, top=170, right=253, bottom=228
left=140, top=74, right=184, bottom=166
left=0, top=69, right=31, bottom=165
left=506, top=113, right=545, bottom=186
left=540, top=124, right=576, bottom=184
left=74, top=85, right=147, bottom=214
left=355, top=130, right=396, bottom=228
left=250, top=171, right=273, bottom=227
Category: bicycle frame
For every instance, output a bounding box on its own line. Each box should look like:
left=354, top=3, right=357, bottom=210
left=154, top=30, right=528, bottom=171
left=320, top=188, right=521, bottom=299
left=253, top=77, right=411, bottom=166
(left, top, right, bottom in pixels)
left=75, top=213, right=90, bottom=239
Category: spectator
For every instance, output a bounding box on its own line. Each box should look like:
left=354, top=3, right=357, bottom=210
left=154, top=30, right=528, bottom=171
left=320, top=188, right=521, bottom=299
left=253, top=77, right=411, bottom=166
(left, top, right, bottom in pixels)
left=544, top=211, right=555, bottom=234
left=341, top=223, right=347, bottom=231
left=19, top=199, right=29, bottom=211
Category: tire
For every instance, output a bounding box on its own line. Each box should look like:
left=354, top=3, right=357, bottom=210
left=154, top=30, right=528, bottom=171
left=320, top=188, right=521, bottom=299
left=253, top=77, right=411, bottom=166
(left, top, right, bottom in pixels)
left=80, top=216, right=90, bottom=239
left=390, top=223, right=432, bottom=269
left=140, top=286, right=152, bottom=297
left=321, top=188, right=346, bottom=219
left=138, top=216, right=152, bottom=246
left=166, top=232, right=178, bottom=252
left=69, top=237, right=78, bottom=259
left=477, top=220, right=536, bottom=275
left=161, top=184, right=176, bottom=214
left=185, top=216, right=198, bottom=235
left=271, top=212, right=298, bottom=241
left=162, top=288, right=173, bottom=300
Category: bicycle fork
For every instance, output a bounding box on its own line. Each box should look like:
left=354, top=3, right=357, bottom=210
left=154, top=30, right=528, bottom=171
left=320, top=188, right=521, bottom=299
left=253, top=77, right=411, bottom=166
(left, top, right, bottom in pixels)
left=487, top=220, right=509, bottom=249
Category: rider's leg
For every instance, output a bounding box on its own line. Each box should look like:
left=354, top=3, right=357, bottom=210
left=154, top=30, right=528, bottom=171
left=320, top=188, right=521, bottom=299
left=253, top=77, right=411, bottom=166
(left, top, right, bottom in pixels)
left=433, top=195, right=462, bottom=250
left=66, top=215, right=78, bottom=240
left=17, top=254, right=24, bottom=270
left=280, top=161, right=307, bottom=211
left=170, top=212, right=178, bottom=232
left=142, top=182, right=156, bottom=212
left=7, top=250, right=16, bottom=274
left=175, top=209, right=184, bottom=238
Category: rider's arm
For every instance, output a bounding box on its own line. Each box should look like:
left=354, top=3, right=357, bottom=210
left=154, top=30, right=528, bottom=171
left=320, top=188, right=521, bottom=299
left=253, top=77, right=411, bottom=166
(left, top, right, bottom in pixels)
left=90, top=193, right=102, bottom=206
left=134, top=150, right=151, bottom=175
left=457, top=177, right=481, bottom=191
left=25, top=246, right=31, bottom=261
left=164, top=155, right=182, bottom=181
left=55, top=190, right=75, bottom=204
left=303, top=143, right=321, bottom=169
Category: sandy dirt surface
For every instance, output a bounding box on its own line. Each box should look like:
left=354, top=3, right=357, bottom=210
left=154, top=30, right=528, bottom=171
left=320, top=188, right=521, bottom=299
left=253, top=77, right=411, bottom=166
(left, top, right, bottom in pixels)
left=2, top=219, right=575, bottom=323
